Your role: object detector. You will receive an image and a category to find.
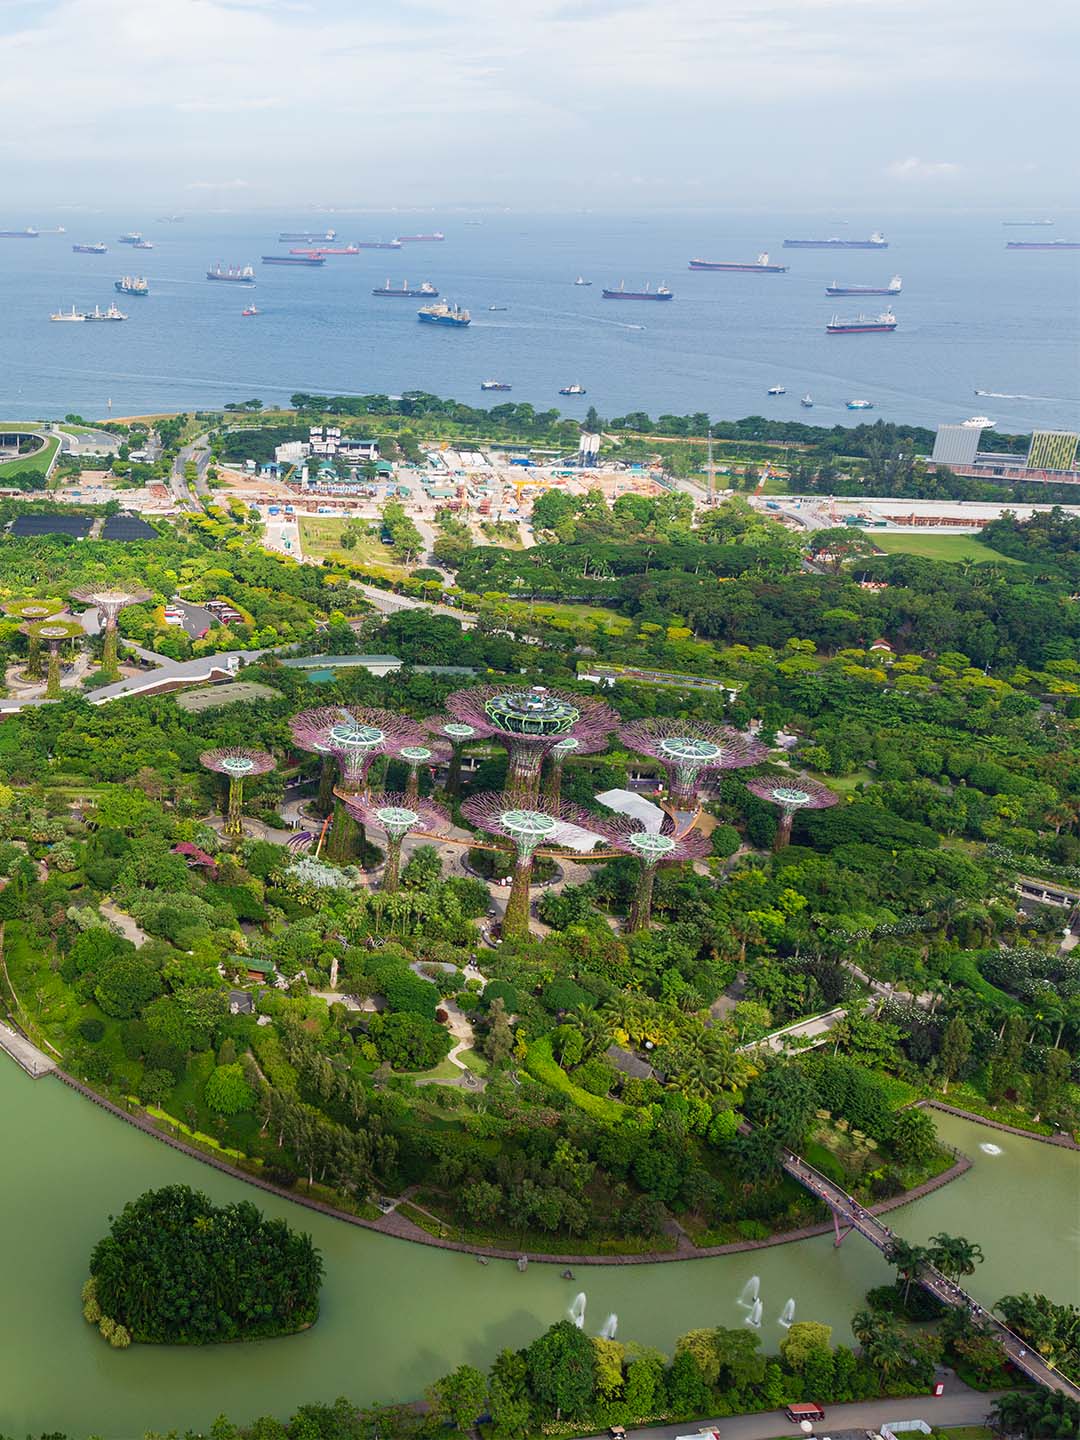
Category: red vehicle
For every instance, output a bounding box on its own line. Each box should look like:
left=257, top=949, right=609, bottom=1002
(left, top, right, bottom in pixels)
left=785, top=1403, right=826, bottom=1424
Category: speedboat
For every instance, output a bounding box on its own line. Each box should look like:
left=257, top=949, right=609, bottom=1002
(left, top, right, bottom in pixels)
left=767, top=385, right=786, bottom=396
left=846, top=399, right=874, bottom=410
left=800, top=394, right=813, bottom=408
left=559, top=383, right=586, bottom=395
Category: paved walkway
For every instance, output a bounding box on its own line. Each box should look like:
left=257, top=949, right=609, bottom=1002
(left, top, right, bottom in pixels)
left=596, top=1380, right=1007, bottom=1440
left=99, top=900, right=149, bottom=948
left=0, top=1020, right=56, bottom=1077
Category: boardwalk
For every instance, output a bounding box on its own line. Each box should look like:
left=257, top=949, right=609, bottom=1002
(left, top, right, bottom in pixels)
left=781, top=1149, right=1080, bottom=1403
left=0, top=1020, right=56, bottom=1077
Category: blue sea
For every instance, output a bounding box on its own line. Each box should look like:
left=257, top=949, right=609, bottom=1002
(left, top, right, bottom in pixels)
left=3, top=211, right=1077, bottom=432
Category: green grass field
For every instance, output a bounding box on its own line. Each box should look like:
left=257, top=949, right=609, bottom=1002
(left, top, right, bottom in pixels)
left=297, top=515, right=409, bottom=573
left=871, top=532, right=1018, bottom=564
left=0, top=430, right=58, bottom=476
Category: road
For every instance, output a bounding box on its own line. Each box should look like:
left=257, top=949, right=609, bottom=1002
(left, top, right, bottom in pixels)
left=171, top=431, right=212, bottom=508
left=595, top=1380, right=1005, bottom=1440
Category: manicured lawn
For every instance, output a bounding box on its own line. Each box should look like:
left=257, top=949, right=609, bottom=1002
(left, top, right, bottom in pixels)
left=0, top=432, right=58, bottom=475
left=500, top=599, right=628, bottom=630
left=871, top=532, right=1019, bottom=564
left=298, top=516, right=409, bottom=573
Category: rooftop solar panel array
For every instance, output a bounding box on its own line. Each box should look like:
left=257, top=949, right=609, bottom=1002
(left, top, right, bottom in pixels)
left=9, top=514, right=92, bottom=538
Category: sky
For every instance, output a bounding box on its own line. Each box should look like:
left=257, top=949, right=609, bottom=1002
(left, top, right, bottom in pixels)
left=0, top=0, right=1076, bottom=212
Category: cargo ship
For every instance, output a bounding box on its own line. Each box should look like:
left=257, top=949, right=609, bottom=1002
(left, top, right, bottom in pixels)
left=118, top=232, right=142, bottom=244
left=826, top=275, right=902, bottom=295
left=355, top=240, right=403, bottom=250
left=827, top=308, right=897, bottom=333
left=207, top=262, right=255, bottom=284
left=373, top=279, right=439, bottom=297
left=1003, top=220, right=1053, bottom=226
left=397, top=232, right=445, bottom=242
left=417, top=300, right=469, bottom=326
left=1006, top=240, right=1080, bottom=250
left=602, top=281, right=674, bottom=300
left=133, top=239, right=154, bottom=250
left=115, top=275, right=149, bottom=296
left=784, top=232, right=888, bottom=249
left=688, top=253, right=788, bottom=272
left=83, top=303, right=127, bottom=321
left=0, top=227, right=38, bottom=239
left=262, top=254, right=326, bottom=266
left=292, top=245, right=360, bottom=255
left=73, top=242, right=107, bottom=254
left=481, top=380, right=512, bottom=391
left=50, top=305, right=84, bottom=322
left=279, top=230, right=336, bottom=243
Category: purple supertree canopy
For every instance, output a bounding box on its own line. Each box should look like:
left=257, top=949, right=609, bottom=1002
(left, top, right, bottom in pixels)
left=462, top=791, right=615, bottom=856
left=70, top=585, right=152, bottom=620
left=341, top=791, right=450, bottom=840
left=621, top=717, right=768, bottom=803
left=604, top=811, right=713, bottom=867
left=199, top=747, right=276, bottom=778
left=445, top=684, right=616, bottom=750
left=425, top=714, right=481, bottom=745
left=289, top=706, right=425, bottom=787
left=391, top=737, right=452, bottom=769
left=745, top=774, right=839, bottom=814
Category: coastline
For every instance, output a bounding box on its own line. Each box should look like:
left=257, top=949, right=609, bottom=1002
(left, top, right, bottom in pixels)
left=50, top=1065, right=975, bottom=1266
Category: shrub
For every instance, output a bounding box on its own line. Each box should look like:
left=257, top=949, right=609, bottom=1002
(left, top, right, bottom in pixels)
left=77, top=1017, right=105, bottom=1043
left=204, top=1062, right=255, bottom=1115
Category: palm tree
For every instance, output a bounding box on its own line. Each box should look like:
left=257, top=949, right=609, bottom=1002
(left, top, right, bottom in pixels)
left=887, top=1237, right=931, bottom=1303
left=928, top=1232, right=984, bottom=1281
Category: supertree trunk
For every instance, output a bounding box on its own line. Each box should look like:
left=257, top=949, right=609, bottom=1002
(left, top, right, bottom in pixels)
left=45, top=643, right=62, bottom=699
left=383, top=834, right=404, bottom=893
left=628, top=860, right=658, bottom=932
left=326, top=797, right=359, bottom=863
left=545, top=754, right=566, bottom=804
left=226, top=776, right=245, bottom=836
left=503, top=851, right=534, bottom=938
left=405, top=765, right=420, bottom=803
left=101, top=619, right=120, bottom=680
left=775, top=809, right=795, bottom=850
left=669, top=764, right=700, bottom=810
left=317, top=755, right=336, bottom=816
left=446, top=744, right=464, bottom=797
left=26, top=633, right=43, bottom=681
left=507, top=745, right=545, bottom=805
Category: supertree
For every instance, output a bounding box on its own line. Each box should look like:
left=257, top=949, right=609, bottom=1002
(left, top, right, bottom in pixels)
left=22, top=618, right=83, bottom=698
left=71, top=586, right=152, bottom=680
left=4, top=598, right=64, bottom=680
left=290, top=706, right=424, bottom=862
left=543, top=730, right=611, bottom=803
left=445, top=684, right=616, bottom=803
left=200, top=747, right=276, bottom=836
left=604, top=814, right=711, bottom=932
left=621, top=717, right=767, bottom=810
left=462, top=791, right=612, bottom=939
left=424, top=716, right=480, bottom=796
left=746, top=774, right=839, bottom=850
left=342, top=792, right=449, bottom=892
left=391, top=739, right=451, bottom=801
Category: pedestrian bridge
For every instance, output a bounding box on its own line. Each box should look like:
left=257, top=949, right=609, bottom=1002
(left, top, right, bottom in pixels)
left=780, top=1148, right=1080, bottom=1403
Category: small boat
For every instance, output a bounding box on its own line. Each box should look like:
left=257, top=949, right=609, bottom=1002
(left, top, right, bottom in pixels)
left=72, top=242, right=107, bottom=255
left=963, top=415, right=995, bottom=428
left=132, top=239, right=154, bottom=250
left=481, top=380, right=511, bottom=391
left=847, top=399, right=874, bottom=410
left=118, top=232, right=142, bottom=244
left=241, top=304, right=259, bottom=317
left=488, top=304, right=507, bottom=311
left=800, top=394, right=813, bottom=408
left=767, top=385, right=786, bottom=396
left=559, top=383, right=586, bottom=396
left=50, top=305, right=85, bottom=322
left=574, top=276, right=592, bottom=286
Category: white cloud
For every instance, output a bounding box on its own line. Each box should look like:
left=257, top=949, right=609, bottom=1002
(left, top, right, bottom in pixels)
left=887, top=157, right=962, bottom=180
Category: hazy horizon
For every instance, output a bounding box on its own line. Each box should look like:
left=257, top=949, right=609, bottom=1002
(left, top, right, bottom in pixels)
left=0, top=0, right=1076, bottom=213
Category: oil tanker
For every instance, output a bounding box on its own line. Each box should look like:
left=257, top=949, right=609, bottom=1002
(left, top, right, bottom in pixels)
left=1006, top=240, right=1080, bottom=250
left=355, top=240, right=403, bottom=250
left=373, top=279, right=439, bottom=297
left=262, top=254, right=326, bottom=266
left=688, top=253, right=788, bottom=272
left=279, top=230, right=336, bottom=242
left=397, top=232, right=445, bottom=242
left=785, top=232, right=888, bottom=249
left=73, top=242, right=107, bottom=254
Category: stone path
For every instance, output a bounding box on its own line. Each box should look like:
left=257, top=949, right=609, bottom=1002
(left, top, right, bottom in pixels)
left=99, top=899, right=149, bottom=949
